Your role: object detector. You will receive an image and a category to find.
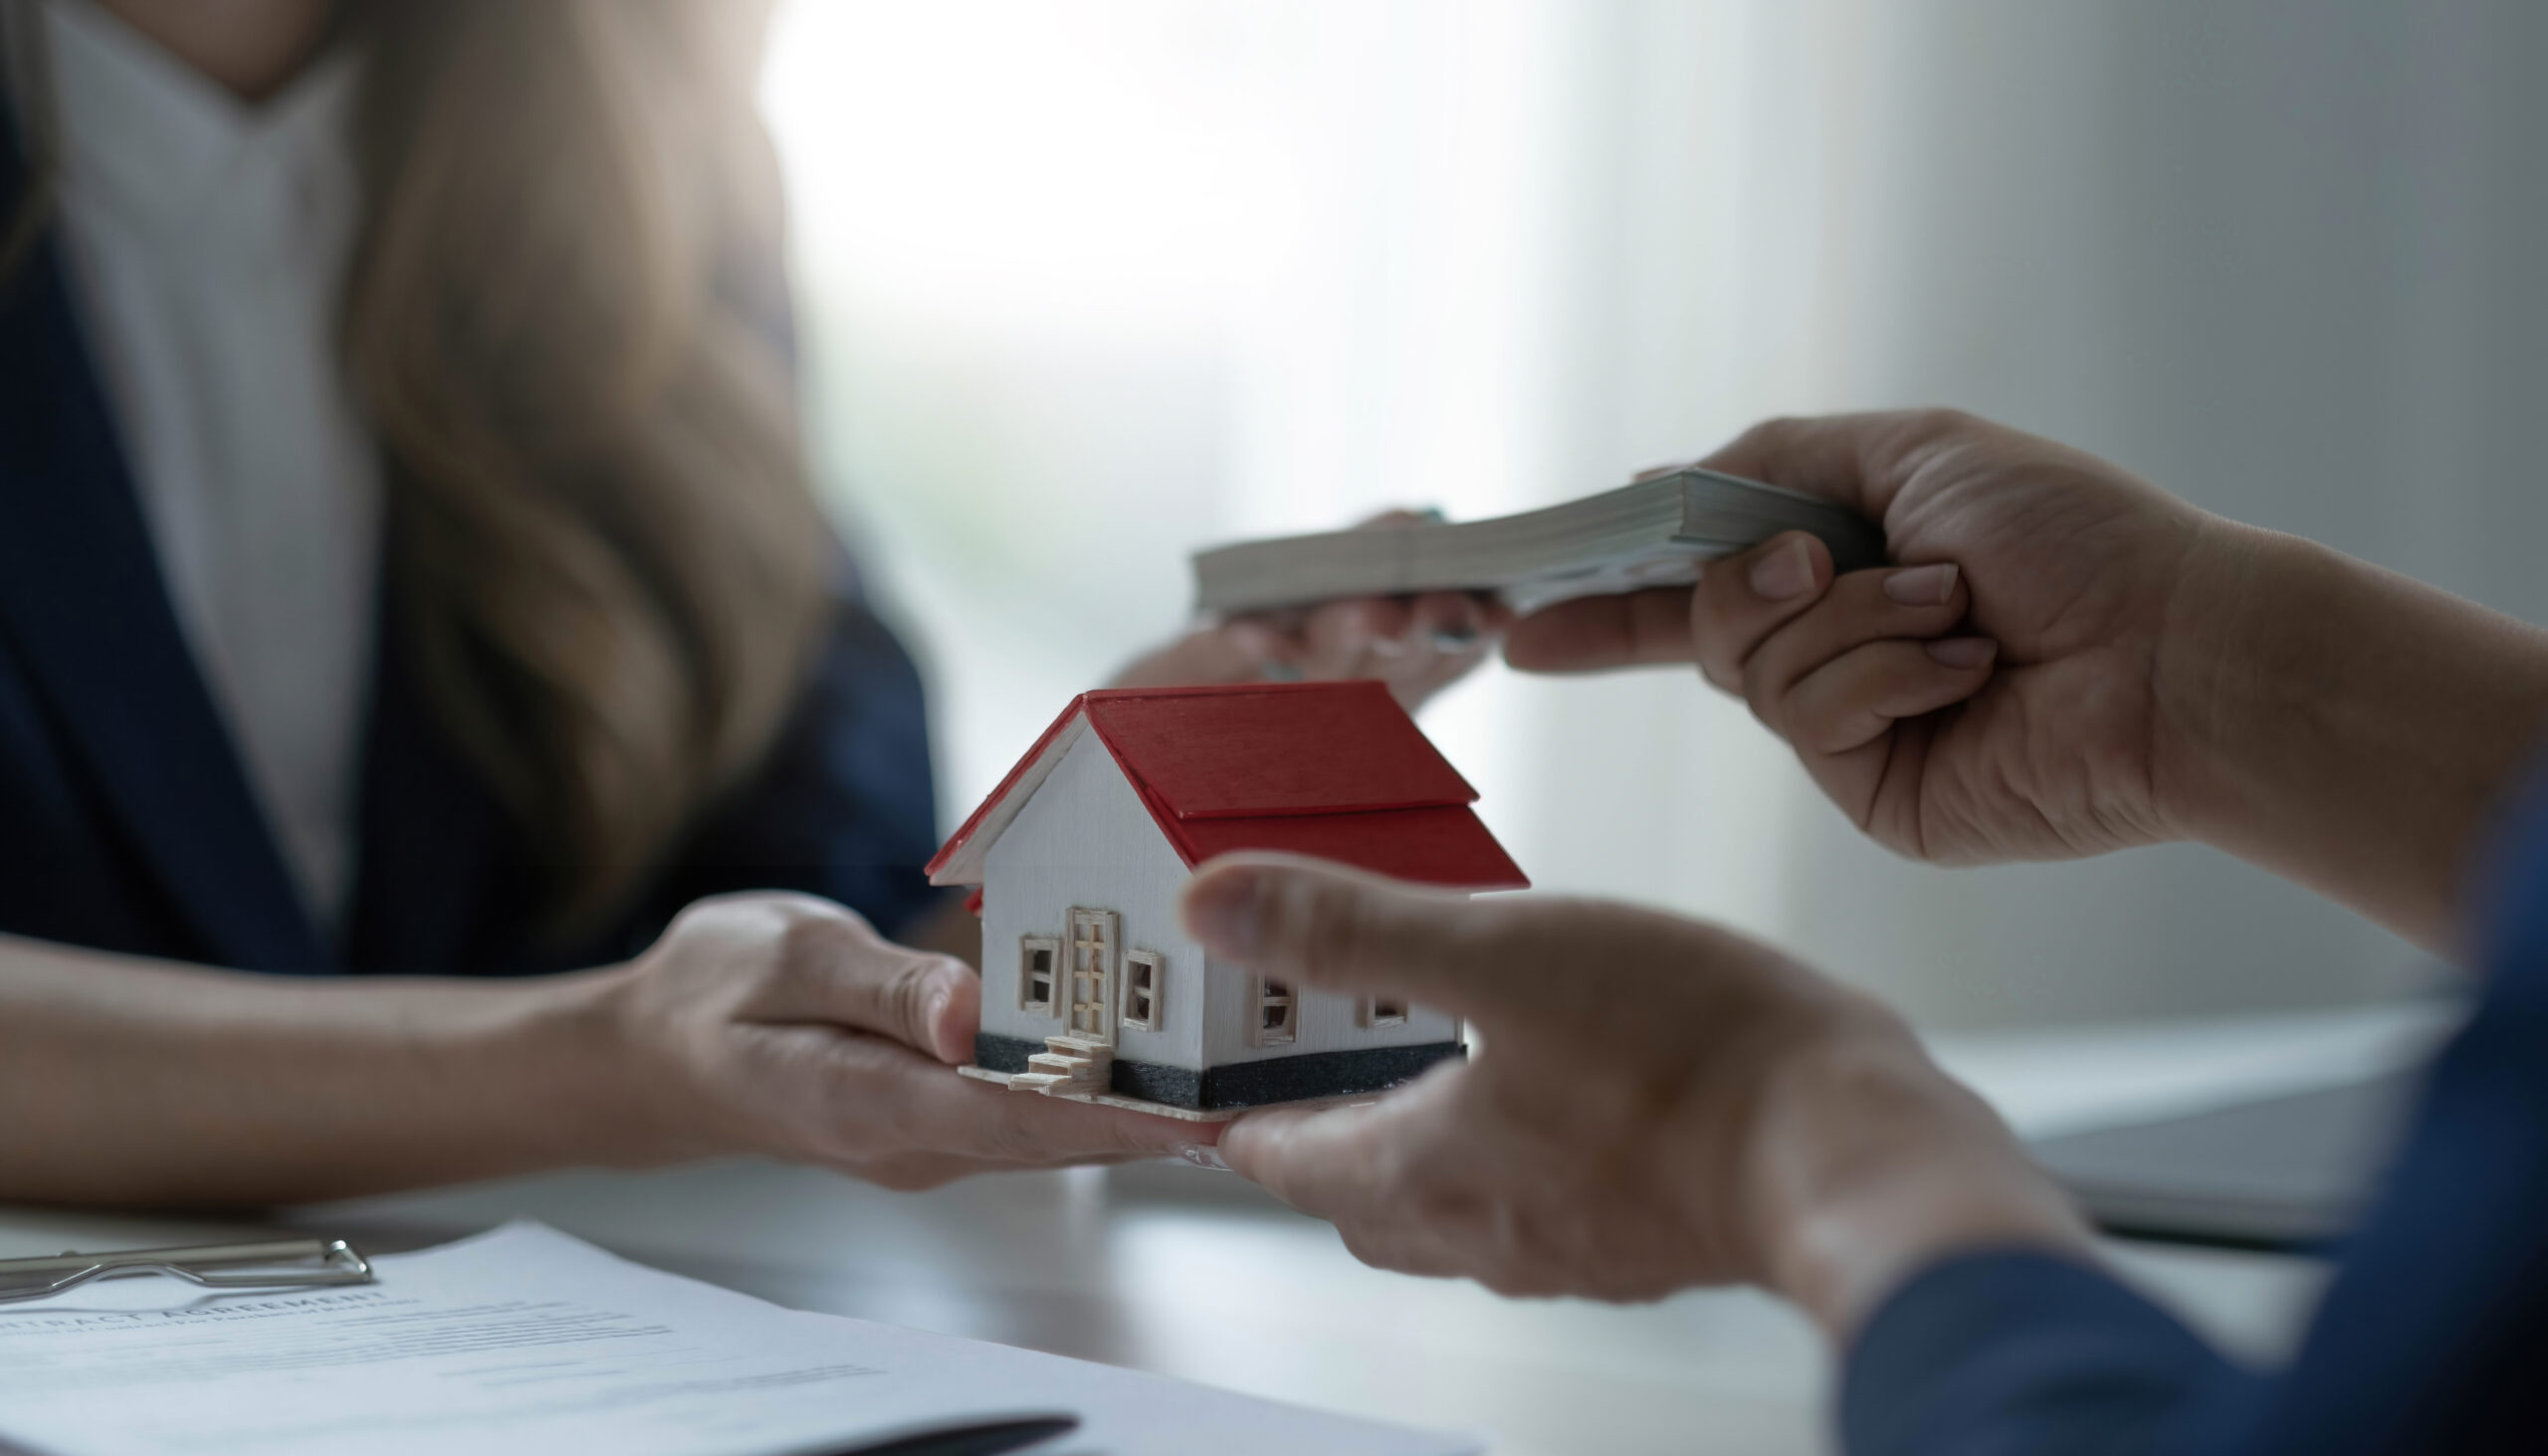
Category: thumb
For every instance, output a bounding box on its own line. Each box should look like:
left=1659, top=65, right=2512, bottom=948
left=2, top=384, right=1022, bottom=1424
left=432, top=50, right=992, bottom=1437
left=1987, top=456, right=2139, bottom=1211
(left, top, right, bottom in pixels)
left=918, top=963, right=980, bottom=1065
left=1697, top=410, right=1955, bottom=521
left=1179, top=854, right=1520, bottom=1024
left=762, top=905, right=980, bottom=1065
left=814, top=945, right=979, bottom=1066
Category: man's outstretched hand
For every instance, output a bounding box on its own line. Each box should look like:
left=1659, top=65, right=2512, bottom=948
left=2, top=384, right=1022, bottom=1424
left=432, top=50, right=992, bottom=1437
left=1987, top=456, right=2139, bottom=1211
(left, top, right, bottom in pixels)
left=1180, top=855, right=2088, bottom=1333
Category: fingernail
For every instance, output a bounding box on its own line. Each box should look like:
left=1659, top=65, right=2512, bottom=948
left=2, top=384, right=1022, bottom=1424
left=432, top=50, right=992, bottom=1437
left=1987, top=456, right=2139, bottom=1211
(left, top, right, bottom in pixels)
left=1228, top=621, right=1280, bottom=658
left=1924, top=636, right=1999, bottom=669
left=1428, top=626, right=1478, bottom=652
left=1882, top=562, right=1959, bottom=606
left=923, top=983, right=958, bottom=1059
left=1182, top=868, right=1264, bottom=955
left=1260, top=659, right=1305, bottom=683
left=1173, top=1144, right=1232, bottom=1172
left=1412, top=506, right=1448, bottom=523
left=1748, top=537, right=1815, bottom=601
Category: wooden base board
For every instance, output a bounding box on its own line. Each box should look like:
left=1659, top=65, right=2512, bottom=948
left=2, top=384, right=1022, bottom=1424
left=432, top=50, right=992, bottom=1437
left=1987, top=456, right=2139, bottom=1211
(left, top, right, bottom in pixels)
left=957, top=1065, right=1378, bottom=1123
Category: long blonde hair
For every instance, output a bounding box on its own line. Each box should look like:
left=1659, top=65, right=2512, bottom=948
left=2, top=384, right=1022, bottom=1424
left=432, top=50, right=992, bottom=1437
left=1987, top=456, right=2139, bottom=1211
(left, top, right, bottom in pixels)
left=13, top=1, right=835, bottom=933
left=349, top=0, right=831, bottom=933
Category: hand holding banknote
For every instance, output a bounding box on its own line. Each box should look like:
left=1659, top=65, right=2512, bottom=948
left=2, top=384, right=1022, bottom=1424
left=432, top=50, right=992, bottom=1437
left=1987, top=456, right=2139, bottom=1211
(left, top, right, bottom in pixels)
left=1120, top=511, right=1504, bottom=710
left=1508, top=408, right=2548, bottom=953
left=1506, top=410, right=2211, bottom=865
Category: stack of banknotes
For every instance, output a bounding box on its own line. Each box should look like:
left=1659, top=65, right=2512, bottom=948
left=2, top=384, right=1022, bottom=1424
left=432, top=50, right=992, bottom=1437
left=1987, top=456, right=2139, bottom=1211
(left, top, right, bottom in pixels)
left=1191, top=467, right=1887, bottom=617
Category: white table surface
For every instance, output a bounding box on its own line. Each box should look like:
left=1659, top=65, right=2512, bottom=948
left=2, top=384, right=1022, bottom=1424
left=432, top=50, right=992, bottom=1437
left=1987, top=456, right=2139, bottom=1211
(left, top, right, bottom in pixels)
left=2, top=1002, right=2451, bottom=1455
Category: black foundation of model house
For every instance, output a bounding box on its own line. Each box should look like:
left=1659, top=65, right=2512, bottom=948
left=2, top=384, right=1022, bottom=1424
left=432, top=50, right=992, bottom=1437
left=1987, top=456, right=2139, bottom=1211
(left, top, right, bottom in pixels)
left=974, top=1033, right=1466, bottom=1112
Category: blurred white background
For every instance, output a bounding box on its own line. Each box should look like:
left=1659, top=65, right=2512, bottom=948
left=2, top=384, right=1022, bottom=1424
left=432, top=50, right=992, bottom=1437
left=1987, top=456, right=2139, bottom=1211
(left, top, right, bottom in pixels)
left=760, top=0, right=2547, bottom=1029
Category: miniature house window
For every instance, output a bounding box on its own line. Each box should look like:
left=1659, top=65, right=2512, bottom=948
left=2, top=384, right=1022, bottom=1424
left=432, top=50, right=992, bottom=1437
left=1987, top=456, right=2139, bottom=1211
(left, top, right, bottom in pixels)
left=1358, top=996, right=1407, bottom=1030
left=1019, top=936, right=1060, bottom=1015
left=1121, top=949, right=1166, bottom=1032
left=1254, top=977, right=1297, bottom=1046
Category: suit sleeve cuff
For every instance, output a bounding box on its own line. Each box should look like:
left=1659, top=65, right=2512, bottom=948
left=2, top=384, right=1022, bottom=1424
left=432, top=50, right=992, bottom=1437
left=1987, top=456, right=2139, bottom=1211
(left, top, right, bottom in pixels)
left=1840, top=1249, right=2262, bottom=1456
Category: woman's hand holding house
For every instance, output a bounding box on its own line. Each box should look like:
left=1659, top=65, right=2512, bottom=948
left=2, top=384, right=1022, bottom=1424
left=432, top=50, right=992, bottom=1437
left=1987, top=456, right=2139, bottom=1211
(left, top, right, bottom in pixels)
left=570, top=893, right=1209, bottom=1188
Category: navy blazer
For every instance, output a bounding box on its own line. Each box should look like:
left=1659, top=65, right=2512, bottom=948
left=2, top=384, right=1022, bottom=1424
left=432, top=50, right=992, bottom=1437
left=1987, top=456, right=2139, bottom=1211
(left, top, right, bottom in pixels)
left=1843, top=765, right=2548, bottom=1454
left=0, top=145, right=943, bottom=976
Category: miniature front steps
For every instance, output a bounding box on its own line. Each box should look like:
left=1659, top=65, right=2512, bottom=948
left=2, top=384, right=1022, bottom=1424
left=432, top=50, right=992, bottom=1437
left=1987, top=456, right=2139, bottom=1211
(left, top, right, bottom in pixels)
left=1010, top=1036, right=1113, bottom=1097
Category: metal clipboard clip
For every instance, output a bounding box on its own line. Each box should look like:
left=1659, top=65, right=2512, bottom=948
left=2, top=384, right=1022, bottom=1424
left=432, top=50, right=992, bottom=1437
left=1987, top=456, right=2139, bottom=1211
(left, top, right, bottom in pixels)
left=0, top=1238, right=374, bottom=1304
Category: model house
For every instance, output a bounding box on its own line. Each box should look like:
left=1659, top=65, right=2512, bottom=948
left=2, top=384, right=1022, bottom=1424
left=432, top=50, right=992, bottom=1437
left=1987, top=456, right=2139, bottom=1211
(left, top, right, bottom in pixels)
left=928, top=681, right=1527, bottom=1120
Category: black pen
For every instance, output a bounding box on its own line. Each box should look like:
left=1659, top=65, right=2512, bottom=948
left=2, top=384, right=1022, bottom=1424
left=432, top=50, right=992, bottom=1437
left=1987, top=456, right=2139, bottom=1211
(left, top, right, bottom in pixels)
left=834, top=1414, right=1080, bottom=1456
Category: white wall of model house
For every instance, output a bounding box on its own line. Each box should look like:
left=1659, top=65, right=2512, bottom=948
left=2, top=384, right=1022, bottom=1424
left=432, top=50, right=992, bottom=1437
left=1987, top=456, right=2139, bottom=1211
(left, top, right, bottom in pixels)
left=980, top=729, right=1202, bottom=1065
left=976, top=728, right=1458, bottom=1069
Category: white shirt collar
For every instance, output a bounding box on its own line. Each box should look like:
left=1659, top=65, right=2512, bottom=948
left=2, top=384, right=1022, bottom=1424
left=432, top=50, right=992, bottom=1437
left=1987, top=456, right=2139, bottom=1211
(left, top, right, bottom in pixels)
left=45, top=0, right=359, bottom=258
left=39, top=1, right=383, bottom=929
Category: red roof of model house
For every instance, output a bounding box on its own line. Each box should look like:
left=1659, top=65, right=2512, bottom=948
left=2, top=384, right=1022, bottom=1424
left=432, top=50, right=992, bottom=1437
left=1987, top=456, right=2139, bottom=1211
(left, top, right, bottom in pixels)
left=927, top=681, right=1529, bottom=891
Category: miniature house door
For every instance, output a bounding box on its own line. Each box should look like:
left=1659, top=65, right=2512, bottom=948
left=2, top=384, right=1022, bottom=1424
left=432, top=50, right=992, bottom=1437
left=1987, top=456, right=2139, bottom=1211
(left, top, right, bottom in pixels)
left=1066, top=909, right=1118, bottom=1044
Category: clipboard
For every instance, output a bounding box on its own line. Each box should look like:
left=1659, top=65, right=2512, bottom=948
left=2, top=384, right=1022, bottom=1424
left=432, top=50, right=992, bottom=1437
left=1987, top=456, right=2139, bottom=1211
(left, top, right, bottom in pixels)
left=0, top=1237, right=374, bottom=1304
left=0, top=1236, right=1073, bottom=1454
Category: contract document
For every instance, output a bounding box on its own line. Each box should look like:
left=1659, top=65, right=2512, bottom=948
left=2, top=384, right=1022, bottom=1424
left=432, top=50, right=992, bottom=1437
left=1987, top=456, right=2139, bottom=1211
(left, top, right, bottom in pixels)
left=0, top=1223, right=1476, bottom=1456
